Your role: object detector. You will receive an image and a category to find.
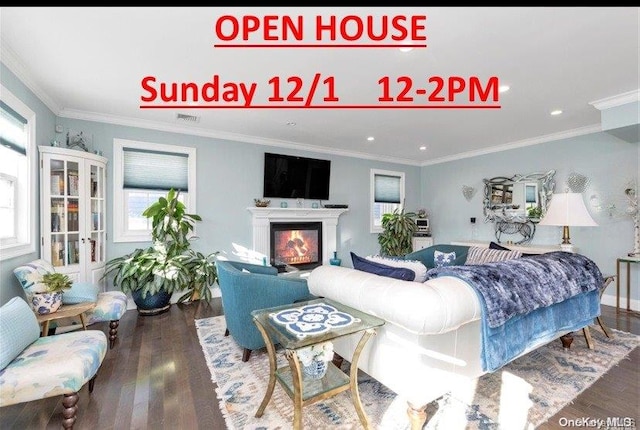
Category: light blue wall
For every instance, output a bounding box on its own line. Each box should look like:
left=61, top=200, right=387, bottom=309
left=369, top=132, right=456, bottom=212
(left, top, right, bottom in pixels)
left=421, top=133, right=639, bottom=308
left=2, top=60, right=638, bottom=311
left=0, top=63, right=57, bottom=305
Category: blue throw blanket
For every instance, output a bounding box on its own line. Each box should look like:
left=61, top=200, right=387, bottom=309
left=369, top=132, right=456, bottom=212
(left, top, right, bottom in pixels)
left=425, top=252, right=603, bottom=371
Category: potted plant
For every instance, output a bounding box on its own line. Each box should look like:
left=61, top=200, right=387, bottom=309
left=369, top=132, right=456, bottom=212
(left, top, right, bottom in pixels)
left=377, top=206, right=417, bottom=256
left=103, top=189, right=219, bottom=315
left=27, top=272, right=72, bottom=314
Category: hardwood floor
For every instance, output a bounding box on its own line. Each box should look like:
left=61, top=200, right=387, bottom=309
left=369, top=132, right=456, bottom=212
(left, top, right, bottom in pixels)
left=0, top=301, right=637, bottom=429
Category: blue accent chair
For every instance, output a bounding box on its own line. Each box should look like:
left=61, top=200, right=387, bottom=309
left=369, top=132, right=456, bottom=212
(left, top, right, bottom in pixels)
left=215, top=260, right=316, bottom=362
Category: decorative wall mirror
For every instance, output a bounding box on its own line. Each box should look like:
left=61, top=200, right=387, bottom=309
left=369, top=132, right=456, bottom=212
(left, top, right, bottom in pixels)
left=482, top=170, right=556, bottom=244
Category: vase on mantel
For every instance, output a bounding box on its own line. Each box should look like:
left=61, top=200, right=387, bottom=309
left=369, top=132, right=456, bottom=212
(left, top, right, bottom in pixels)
left=329, top=251, right=342, bottom=266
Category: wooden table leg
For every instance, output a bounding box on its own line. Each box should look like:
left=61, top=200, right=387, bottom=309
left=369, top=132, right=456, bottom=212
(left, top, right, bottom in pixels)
left=41, top=320, right=50, bottom=337
left=626, top=260, right=631, bottom=311
left=616, top=258, right=621, bottom=312
left=79, top=313, right=88, bottom=330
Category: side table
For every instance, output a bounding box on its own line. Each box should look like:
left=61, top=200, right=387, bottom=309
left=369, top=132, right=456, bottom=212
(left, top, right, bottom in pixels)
left=36, top=302, right=96, bottom=337
left=616, top=256, right=640, bottom=312
left=251, top=298, right=385, bottom=430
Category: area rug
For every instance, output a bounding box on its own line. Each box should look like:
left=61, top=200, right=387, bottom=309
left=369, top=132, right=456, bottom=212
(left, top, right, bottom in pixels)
left=195, top=316, right=638, bottom=429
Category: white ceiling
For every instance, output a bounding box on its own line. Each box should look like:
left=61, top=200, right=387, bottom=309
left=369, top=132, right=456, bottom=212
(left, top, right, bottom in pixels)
left=1, top=7, right=638, bottom=166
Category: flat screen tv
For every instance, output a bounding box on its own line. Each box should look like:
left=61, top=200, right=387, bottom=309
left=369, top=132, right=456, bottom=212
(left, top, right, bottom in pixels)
left=263, top=152, right=331, bottom=200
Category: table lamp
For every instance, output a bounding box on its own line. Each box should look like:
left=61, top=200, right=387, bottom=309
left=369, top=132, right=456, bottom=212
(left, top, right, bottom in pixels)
left=538, top=192, right=597, bottom=252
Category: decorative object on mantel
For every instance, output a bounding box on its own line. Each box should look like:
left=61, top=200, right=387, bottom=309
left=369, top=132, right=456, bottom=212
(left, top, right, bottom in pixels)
left=329, top=251, right=342, bottom=266
left=254, top=198, right=270, bottom=207
left=416, top=208, right=428, bottom=218
left=462, top=185, right=477, bottom=202
left=538, top=190, right=597, bottom=252
left=280, top=201, right=288, bottom=208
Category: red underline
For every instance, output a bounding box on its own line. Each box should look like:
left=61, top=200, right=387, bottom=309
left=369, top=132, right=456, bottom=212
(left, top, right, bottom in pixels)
left=140, top=104, right=500, bottom=109
left=213, top=44, right=427, bottom=48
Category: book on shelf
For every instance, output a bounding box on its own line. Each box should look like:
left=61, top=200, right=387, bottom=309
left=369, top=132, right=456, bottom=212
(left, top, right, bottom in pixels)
left=68, top=172, right=79, bottom=196
left=50, top=174, right=64, bottom=195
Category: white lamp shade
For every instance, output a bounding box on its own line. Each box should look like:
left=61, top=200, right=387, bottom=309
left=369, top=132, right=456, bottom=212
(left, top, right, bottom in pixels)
left=538, top=192, right=598, bottom=227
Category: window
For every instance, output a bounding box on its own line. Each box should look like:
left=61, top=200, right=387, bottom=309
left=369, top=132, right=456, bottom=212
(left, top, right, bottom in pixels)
left=113, top=138, right=196, bottom=242
left=370, top=169, right=405, bottom=233
left=0, top=85, right=36, bottom=260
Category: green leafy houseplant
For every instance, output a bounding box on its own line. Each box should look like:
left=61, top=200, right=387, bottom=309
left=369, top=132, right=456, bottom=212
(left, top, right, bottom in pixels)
left=103, top=189, right=219, bottom=305
left=377, top=207, right=417, bottom=256
left=31, top=272, right=72, bottom=293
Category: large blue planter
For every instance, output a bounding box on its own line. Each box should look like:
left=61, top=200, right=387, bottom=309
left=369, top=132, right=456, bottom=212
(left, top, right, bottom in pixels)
left=131, top=289, right=171, bottom=316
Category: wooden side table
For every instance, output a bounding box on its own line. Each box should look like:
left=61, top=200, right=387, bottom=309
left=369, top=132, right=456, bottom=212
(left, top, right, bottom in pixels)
left=36, top=302, right=96, bottom=337
left=616, top=256, right=640, bottom=312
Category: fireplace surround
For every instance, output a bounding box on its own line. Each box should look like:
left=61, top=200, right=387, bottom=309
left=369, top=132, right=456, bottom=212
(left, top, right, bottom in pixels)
left=248, top=207, right=349, bottom=268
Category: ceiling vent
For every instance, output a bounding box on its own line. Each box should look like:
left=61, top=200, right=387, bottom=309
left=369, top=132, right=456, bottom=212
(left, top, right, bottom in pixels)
left=176, top=113, right=200, bottom=123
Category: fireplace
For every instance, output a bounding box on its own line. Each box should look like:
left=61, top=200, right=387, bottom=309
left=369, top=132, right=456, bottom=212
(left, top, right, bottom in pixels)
left=270, top=222, right=323, bottom=271
left=248, top=206, right=348, bottom=268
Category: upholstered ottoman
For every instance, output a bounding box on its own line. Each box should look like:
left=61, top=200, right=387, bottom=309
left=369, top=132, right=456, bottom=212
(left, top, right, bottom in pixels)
left=84, top=291, right=128, bottom=349
left=0, top=297, right=107, bottom=429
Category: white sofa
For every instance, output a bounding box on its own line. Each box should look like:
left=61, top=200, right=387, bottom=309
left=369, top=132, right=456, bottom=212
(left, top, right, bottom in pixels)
left=307, top=264, right=574, bottom=429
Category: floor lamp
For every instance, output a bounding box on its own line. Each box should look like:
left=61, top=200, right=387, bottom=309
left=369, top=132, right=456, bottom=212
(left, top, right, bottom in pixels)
left=538, top=192, right=597, bottom=252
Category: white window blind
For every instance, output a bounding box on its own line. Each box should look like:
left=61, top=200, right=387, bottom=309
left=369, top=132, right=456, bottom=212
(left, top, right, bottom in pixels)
left=0, top=100, right=28, bottom=156
left=374, top=174, right=401, bottom=204
left=123, top=148, right=189, bottom=191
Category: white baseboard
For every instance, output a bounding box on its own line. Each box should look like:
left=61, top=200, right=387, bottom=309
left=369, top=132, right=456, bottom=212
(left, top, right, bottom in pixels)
left=601, top=293, right=639, bottom=312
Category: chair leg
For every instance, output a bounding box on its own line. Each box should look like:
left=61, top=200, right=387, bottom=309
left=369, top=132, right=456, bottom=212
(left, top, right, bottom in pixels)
left=242, top=348, right=252, bottom=362
left=88, top=374, right=97, bottom=393
left=109, top=320, right=119, bottom=349
left=62, top=392, right=79, bottom=429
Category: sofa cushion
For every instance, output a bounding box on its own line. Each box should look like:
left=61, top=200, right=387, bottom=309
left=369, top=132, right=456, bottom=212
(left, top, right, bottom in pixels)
left=62, top=282, right=99, bottom=304
left=364, top=255, right=428, bottom=282
left=350, top=252, right=416, bottom=281
left=434, top=250, right=457, bottom=268
left=0, top=297, right=41, bottom=371
left=465, top=246, right=522, bottom=264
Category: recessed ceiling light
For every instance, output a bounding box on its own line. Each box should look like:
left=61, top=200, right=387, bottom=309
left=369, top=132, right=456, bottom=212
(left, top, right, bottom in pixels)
left=419, top=146, right=427, bottom=151
left=499, top=85, right=510, bottom=93
left=399, top=47, right=414, bottom=53
left=367, top=136, right=375, bottom=141
left=286, top=121, right=296, bottom=126
left=550, top=110, right=563, bottom=116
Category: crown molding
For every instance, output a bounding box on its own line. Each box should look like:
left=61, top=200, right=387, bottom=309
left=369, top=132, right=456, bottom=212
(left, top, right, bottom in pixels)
left=589, top=89, right=640, bottom=111
left=58, top=108, right=422, bottom=166
left=420, top=124, right=602, bottom=167
left=1, top=40, right=61, bottom=115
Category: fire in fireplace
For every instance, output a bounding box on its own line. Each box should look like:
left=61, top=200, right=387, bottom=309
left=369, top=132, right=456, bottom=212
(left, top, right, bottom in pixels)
left=270, top=222, right=323, bottom=271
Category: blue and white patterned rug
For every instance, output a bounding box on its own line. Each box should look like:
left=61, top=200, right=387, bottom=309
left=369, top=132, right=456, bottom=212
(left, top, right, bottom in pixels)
left=195, top=316, right=638, bottom=429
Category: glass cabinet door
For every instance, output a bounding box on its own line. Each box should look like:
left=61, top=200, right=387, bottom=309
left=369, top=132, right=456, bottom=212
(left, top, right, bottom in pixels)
left=47, top=158, right=81, bottom=269
left=88, top=162, right=105, bottom=265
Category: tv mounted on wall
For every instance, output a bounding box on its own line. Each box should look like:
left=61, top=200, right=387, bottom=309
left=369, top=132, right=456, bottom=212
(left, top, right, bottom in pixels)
left=263, top=152, right=331, bottom=200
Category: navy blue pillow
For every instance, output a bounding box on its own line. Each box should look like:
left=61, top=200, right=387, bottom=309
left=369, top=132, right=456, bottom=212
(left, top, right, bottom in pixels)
left=350, top=252, right=416, bottom=281
left=489, top=241, right=537, bottom=257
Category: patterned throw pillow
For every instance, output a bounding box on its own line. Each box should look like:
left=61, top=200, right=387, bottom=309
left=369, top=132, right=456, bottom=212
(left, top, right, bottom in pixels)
left=434, top=250, right=457, bottom=268
left=365, top=255, right=428, bottom=282
left=350, top=252, right=416, bottom=281
left=465, top=246, right=522, bottom=265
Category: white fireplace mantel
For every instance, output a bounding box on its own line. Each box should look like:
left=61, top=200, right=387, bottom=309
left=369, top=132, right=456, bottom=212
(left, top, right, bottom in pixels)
left=247, top=207, right=349, bottom=265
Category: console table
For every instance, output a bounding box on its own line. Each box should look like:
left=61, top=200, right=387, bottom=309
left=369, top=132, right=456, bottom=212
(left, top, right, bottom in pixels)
left=616, top=256, right=640, bottom=312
